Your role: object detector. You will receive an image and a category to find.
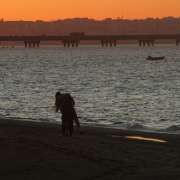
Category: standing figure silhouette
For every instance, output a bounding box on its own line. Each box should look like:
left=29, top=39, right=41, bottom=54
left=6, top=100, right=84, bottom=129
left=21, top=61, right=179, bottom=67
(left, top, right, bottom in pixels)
left=55, top=91, right=80, bottom=136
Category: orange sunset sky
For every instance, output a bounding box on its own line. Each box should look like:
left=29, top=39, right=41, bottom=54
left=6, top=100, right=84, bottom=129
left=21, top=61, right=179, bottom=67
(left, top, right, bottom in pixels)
left=0, top=0, right=180, bottom=21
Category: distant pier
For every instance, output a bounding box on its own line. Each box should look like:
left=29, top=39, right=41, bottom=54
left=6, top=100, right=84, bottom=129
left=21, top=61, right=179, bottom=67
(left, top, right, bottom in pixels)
left=0, top=34, right=179, bottom=48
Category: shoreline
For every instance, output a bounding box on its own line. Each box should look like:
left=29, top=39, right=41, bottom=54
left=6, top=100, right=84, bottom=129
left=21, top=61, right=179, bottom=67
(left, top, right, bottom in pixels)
left=0, top=118, right=180, bottom=179
left=0, top=116, right=179, bottom=136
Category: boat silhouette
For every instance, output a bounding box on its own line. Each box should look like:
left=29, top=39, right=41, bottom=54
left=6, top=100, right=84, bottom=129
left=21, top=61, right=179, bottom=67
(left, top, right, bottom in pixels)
left=147, top=56, right=165, bottom=61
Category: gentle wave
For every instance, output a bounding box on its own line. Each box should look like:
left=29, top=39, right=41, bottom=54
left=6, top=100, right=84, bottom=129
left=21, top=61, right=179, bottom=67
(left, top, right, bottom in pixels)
left=0, top=45, right=180, bottom=133
left=164, top=125, right=180, bottom=132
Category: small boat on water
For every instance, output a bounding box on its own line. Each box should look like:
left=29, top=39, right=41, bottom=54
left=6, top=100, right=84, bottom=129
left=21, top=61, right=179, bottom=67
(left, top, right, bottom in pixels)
left=147, top=56, right=165, bottom=61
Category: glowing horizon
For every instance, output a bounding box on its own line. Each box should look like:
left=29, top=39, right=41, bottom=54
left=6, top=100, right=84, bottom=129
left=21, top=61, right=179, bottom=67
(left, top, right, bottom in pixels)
left=0, top=0, right=179, bottom=21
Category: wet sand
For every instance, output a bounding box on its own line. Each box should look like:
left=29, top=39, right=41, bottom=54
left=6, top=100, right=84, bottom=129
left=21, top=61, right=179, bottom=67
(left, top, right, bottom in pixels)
left=0, top=118, right=180, bottom=180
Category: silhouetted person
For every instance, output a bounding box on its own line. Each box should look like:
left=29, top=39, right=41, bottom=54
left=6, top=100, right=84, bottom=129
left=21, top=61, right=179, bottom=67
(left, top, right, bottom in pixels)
left=55, top=91, right=80, bottom=136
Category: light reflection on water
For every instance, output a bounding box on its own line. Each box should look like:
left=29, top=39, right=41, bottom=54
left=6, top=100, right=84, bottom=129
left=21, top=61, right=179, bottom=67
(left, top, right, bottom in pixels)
left=0, top=45, right=180, bottom=133
left=125, top=136, right=167, bottom=143
left=112, top=135, right=167, bottom=143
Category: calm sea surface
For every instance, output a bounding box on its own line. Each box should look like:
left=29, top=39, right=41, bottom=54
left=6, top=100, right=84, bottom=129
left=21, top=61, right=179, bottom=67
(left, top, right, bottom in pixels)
left=0, top=45, right=180, bottom=133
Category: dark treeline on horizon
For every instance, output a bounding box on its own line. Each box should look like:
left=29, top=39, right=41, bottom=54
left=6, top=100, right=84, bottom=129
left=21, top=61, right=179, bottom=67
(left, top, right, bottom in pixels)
left=0, top=16, right=180, bottom=35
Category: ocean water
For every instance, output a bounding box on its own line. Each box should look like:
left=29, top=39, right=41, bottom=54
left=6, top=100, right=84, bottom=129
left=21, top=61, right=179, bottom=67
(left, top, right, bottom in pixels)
left=0, top=45, right=180, bottom=133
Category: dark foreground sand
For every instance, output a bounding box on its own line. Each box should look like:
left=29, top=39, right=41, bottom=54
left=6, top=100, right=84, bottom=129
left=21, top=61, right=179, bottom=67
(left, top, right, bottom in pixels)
left=0, top=119, right=180, bottom=180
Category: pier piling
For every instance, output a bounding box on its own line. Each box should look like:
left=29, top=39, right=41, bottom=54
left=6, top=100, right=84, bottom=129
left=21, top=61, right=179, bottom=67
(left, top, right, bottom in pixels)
left=139, top=40, right=155, bottom=47
left=24, top=40, right=40, bottom=48
left=176, top=39, right=180, bottom=46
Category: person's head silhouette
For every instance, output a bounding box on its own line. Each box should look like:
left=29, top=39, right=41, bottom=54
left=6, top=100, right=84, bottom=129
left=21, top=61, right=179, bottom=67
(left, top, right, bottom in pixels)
left=56, top=91, right=61, bottom=97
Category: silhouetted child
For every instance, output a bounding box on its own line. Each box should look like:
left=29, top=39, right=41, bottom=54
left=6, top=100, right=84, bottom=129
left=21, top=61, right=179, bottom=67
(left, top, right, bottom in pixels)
left=55, top=91, right=80, bottom=136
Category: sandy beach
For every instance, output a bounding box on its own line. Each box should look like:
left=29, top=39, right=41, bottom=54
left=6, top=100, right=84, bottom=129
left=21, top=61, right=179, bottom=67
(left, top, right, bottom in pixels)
left=0, top=118, right=180, bottom=180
